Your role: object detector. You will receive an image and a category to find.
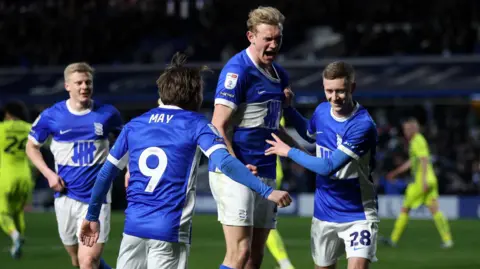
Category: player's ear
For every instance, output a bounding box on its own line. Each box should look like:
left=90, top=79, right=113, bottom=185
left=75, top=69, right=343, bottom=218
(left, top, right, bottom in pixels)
left=247, top=31, right=255, bottom=44
left=64, top=82, right=70, bottom=92
left=350, top=82, right=356, bottom=94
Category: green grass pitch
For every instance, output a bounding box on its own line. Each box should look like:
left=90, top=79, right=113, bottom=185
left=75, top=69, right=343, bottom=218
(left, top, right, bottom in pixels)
left=1, top=212, right=478, bottom=269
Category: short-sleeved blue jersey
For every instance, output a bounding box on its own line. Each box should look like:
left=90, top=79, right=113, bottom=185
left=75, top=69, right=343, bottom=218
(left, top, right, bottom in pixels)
left=28, top=100, right=123, bottom=203
left=308, top=102, right=379, bottom=223
left=209, top=49, right=290, bottom=179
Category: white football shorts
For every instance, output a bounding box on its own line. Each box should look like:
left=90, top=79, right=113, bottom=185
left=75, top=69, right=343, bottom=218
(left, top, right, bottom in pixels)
left=310, top=217, right=378, bottom=267
left=209, top=172, right=277, bottom=229
left=54, top=195, right=111, bottom=245
left=116, top=233, right=190, bottom=269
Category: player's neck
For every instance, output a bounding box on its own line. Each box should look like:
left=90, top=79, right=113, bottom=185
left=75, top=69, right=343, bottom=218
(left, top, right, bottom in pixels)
left=247, top=46, right=272, bottom=70
left=333, top=100, right=356, bottom=118
left=4, top=113, right=16, bottom=121
left=67, top=98, right=92, bottom=112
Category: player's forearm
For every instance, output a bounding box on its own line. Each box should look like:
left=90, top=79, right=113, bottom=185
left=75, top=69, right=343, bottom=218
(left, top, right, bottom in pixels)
left=214, top=124, right=236, bottom=157
left=210, top=149, right=273, bottom=198
left=392, top=160, right=411, bottom=177
left=283, top=107, right=315, bottom=143
left=25, top=143, right=56, bottom=179
left=287, top=148, right=351, bottom=176
left=86, top=161, right=119, bottom=221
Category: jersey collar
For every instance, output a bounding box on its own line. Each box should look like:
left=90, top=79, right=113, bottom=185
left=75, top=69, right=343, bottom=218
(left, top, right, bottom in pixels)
left=66, top=99, right=93, bottom=116
left=330, top=102, right=360, bottom=122
left=159, top=104, right=182, bottom=110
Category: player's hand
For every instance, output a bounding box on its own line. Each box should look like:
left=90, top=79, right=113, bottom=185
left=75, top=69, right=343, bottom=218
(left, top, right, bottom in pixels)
left=246, top=164, right=258, bottom=176
left=80, top=220, right=100, bottom=247
left=265, top=133, right=291, bottom=157
left=47, top=174, right=66, bottom=193
left=422, top=182, right=429, bottom=193
left=124, top=170, right=130, bottom=189
left=385, top=171, right=396, bottom=181
left=267, top=190, right=292, bottom=208
left=283, top=86, right=294, bottom=108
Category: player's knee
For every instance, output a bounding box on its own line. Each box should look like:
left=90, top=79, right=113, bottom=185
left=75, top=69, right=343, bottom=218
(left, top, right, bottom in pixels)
left=225, top=240, right=251, bottom=266
left=78, top=254, right=100, bottom=269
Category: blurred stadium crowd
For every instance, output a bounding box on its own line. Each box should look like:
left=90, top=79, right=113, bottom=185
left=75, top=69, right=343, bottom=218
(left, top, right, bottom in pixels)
left=1, top=0, right=480, bottom=66
left=1, top=0, right=480, bottom=210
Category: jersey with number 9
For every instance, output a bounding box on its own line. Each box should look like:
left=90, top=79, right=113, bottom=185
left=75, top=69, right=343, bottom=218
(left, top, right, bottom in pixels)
left=107, top=105, right=226, bottom=243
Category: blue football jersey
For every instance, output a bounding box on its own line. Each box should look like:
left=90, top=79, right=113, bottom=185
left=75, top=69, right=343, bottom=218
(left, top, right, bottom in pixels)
left=108, top=105, right=227, bottom=243
left=209, top=49, right=289, bottom=179
left=28, top=100, right=123, bottom=203
left=308, top=102, right=379, bottom=223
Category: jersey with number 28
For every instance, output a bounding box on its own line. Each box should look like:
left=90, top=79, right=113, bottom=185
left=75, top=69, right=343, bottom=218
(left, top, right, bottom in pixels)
left=108, top=105, right=226, bottom=244
left=308, top=102, right=378, bottom=223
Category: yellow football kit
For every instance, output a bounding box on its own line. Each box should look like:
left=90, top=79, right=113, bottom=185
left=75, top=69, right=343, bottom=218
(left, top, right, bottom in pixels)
left=0, top=120, right=34, bottom=237
left=403, top=133, right=438, bottom=209
left=390, top=133, right=452, bottom=246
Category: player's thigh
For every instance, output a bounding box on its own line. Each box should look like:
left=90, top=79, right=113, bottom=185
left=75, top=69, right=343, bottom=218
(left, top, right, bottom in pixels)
left=147, top=239, right=190, bottom=269
left=425, top=181, right=439, bottom=208
left=311, top=218, right=344, bottom=267
left=253, top=177, right=277, bottom=229
left=402, top=184, right=424, bottom=209
left=338, top=221, right=378, bottom=264
left=78, top=202, right=111, bottom=244
left=116, top=233, right=148, bottom=269
left=54, top=196, right=78, bottom=246
left=14, top=179, right=33, bottom=212
left=209, top=172, right=255, bottom=226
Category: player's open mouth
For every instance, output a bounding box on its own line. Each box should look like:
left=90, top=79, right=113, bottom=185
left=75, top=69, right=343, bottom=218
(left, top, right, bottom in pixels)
left=264, top=51, right=277, bottom=58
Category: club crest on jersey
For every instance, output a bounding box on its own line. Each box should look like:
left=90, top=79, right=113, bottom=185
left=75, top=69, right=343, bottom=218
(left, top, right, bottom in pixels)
left=94, top=122, right=104, bottom=136
left=224, top=72, right=238, bottom=89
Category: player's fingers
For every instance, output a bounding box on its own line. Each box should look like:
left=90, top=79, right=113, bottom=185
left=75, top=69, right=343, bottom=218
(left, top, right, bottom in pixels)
left=271, top=133, right=280, bottom=142
left=265, top=139, right=276, bottom=146
left=264, top=150, right=275, bottom=156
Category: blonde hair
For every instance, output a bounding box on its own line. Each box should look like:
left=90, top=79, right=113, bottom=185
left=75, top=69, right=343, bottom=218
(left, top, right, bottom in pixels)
left=64, top=62, right=94, bottom=81
left=247, top=6, right=285, bottom=33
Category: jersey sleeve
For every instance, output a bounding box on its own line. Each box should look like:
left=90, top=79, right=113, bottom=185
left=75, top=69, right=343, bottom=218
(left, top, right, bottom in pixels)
left=307, top=110, right=317, bottom=138
left=195, top=118, right=228, bottom=158
left=411, top=134, right=429, bottom=158
left=108, top=107, right=124, bottom=136
left=28, top=110, right=53, bottom=145
left=338, top=121, right=376, bottom=160
left=214, top=65, right=248, bottom=111
left=106, top=126, right=129, bottom=169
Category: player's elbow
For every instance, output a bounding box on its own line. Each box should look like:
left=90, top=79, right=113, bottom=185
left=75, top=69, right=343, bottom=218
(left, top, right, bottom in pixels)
left=25, top=139, right=40, bottom=157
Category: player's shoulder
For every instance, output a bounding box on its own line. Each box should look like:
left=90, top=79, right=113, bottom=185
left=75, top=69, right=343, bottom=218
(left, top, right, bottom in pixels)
left=412, top=133, right=427, bottom=144
left=222, top=50, right=253, bottom=74
left=348, top=103, right=377, bottom=132
left=92, top=100, right=119, bottom=115
left=43, top=100, right=67, bottom=115
left=313, top=102, right=331, bottom=116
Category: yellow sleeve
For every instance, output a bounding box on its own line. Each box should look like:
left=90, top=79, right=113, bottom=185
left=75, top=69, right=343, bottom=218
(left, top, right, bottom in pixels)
left=411, top=134, right=430, bottom=158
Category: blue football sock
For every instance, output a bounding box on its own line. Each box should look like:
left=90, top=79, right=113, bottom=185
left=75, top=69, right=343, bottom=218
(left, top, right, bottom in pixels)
left=219, top=265, right=234, bottom=269
left=99, top=258, right=112, bottom=269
